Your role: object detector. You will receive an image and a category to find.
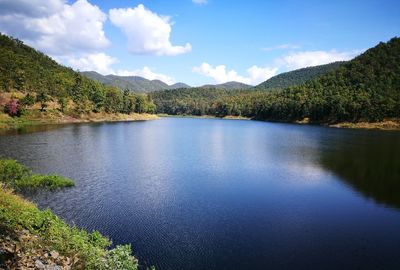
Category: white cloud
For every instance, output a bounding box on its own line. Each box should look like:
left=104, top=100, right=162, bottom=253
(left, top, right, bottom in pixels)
left=66, top=53, right=118, bottom=75
left=116, top=67, right=176, bottom=85
left=192, top=0, right=208, bottom=5
left=278, top=50, right=359, bottom=70
left=0, top=0, right=109, bottom=55
left=193, top=63, right=277, bottom=85
left=109, top=4, right=191, bottom=56
left=193, top=48, right=360, bottom=85
left=247, top=66, right=279, bottom=84
left=262, top=43, right=301, bottom=51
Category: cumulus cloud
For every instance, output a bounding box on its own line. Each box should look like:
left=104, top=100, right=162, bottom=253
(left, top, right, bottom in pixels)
left=116, top=67, right=176, bottom=85
left=193, top=48, right=360, bottom=84
left=0, top=0, right=109, bottom=55
left=247, top=65, right=279, bottom=84
left=278, top=50, right=359, bottom=70
left=192, top=0, right=208, bottom=5
left=193, top=63, right=277, bottom=85
left=109, top=4, right=191, bottom=56
left=66, top=53, right=118, bottom=75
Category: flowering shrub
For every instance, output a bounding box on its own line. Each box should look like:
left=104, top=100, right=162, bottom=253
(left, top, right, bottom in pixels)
left=4, top=99, right=21, bottom=116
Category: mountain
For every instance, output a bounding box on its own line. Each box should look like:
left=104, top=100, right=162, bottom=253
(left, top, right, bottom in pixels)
left=256, top=61, right=345, bottom=90
left=170, top=82, right=191, bottom=89
left=82, top=71, right=252, bottom=91
left=200, top=81, right=252, bottom=90
left=152, top=37, right=400, bottom=123
left=0, top=33, right=155, bottom=114
left=81, top=71, right=190, bottom=92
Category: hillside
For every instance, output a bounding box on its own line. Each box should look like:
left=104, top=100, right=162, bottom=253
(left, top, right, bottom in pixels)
left=153, top=37, right=400, bottom=124
left=200, top=81, right=252, bottom=90
left=255, top=61, right=345, bottom=90
left=81, top=71, right=190, bottom=92
left=0, top=33, right=156, bottom=121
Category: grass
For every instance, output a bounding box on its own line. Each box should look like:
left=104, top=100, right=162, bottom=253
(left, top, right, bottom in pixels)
left=0, top=159, right=74, bottom=189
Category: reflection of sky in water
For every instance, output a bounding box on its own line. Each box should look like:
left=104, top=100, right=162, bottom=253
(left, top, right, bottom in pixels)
left=0, top=118, right=400, bottom=270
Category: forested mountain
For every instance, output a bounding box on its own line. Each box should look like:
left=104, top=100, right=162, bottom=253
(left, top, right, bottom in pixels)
left=0, top=33, right=155, bottom=115
left=200, top=81, right=252, bottom=90
left=81, top=71, right=190, bottom=92
left=255, top=61, right=345, bottom=90
left=152, top=37, right=400, bottom=123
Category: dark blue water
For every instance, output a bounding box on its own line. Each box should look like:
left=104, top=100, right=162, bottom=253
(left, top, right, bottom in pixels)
left=1, top=118, right=400, bottom=270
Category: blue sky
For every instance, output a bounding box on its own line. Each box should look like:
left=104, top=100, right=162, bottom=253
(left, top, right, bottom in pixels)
left=0, top=0, right=399, bottom=86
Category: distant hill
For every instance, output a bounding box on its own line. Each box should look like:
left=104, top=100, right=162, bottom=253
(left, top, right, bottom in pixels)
left=152, top=37, right=400, bottom=123
left=0, top=33, right=155, bottom=114
left=81, top=71, right=190, bottom=93
left=256, top=61, right=345, bottom=90
left=200, top=81, right=252, bottom=90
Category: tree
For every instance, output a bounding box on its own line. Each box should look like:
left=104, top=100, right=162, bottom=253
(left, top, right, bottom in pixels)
left=36, top=91, right=49, bottom=112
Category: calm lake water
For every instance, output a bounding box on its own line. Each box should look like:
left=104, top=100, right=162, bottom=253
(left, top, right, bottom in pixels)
left=1, top=118, right=400, bottom=270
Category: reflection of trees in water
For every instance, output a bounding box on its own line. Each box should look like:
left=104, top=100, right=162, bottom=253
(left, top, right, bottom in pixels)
left=319, top=133, right=400, bottom=209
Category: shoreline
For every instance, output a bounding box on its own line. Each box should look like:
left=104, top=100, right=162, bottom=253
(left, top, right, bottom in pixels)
left=159, top=114, right=400, bottom=131
left=0, top=110, right=159, bottom=132
left=2, top=111, right=399, bottom=132
left=157, top=114, right=250, bottom=120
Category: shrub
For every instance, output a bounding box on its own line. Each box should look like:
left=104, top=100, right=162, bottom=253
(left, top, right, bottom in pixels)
left=4, top=99, right=21, bottom=116
left=15, top=174, right=75, bottom=189
left=0, top=159, right=30, bottom=185
left=20, top=93, right=36, bottom=107
left=0, top=159, right=74, bottom=189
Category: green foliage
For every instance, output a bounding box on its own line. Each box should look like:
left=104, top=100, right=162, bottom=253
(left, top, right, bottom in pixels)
left=100, top=245, right=138, bottom=270
left=36, top=90, right=50, bottom=111
left=0, top=33, right=155, bottom=115
left=15, top=174, right=75, bottom=189
left=255, top=61, right=345, bottom=90
left=152, top=37, right=400, bottom=123
left=0, top=188, right=140, bottom=270
left=20, top=93, right=35, bottom=107
left=0, top=159, right=30, bottom=185
left=0, top=159, right=74, bottom=189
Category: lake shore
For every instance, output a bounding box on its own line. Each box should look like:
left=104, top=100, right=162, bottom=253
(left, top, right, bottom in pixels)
left=159, top=114, right=400, bottom=131
left=329, top=119, right=400, bottom=131
left=158, top=114, right=250, bottom=120
left=0, top=110, right=159, bottom=131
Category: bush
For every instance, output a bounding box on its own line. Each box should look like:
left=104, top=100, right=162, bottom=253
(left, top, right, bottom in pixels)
left=0, top=159, right=30, bottom=185
left=15, top=174, right=75, bottom=189
left=101, top=245, right=138, bottom=270
left=20, top=93, right=35, bottom=107
left=4, top=99, right=22, bottom=116
left=0, top=159, right=74, bottom=189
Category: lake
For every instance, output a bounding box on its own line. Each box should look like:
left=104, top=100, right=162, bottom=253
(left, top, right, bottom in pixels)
left=1, top=117, right=400, bottom=270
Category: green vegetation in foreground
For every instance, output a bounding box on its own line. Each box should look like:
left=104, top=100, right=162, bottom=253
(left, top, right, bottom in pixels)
left=0, top=159, right=146, bottom=269
left=151, top=37, right=400, bottom=124
left=0, top=188, right=139, bottom=269
left=0, top=159, right=74, bottom=189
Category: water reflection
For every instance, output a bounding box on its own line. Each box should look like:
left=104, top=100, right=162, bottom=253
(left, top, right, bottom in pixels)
left=318, top=130, right=400, bottom=209
left=1, top=119, right=400, bottom=270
